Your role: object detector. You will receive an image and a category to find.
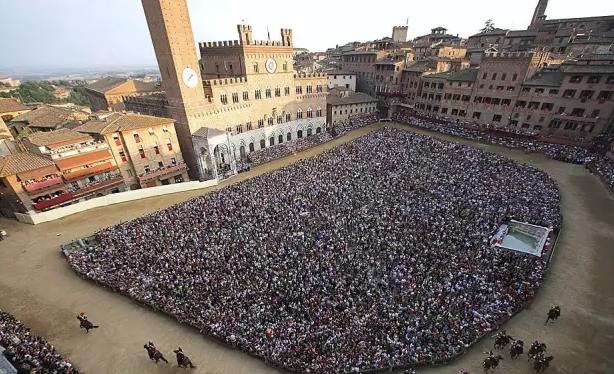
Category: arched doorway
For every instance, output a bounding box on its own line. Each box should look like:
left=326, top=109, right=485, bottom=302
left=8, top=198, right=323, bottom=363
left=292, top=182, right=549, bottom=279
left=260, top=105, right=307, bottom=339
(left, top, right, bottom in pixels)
left=249, top=142, right=255, bottom=152
left=307, top=127, right=313, bottom=136
left=287, top=132, right=292, bottom=141
left=297, top=130, right=303, bottom=138
left=269, top=136, right=275, bottom=146
left=260, top=139, right=266, bottom=149
left=239, top=145, right=247, bottom=161
left=278, top=134, right=283, bottom=144
left=316, top=127, right=321, bottom=134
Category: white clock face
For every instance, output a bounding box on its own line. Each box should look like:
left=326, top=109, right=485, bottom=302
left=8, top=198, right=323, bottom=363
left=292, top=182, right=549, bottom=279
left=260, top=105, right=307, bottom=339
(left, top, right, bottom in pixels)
left=182, top=67, right=198, bottom=88
left=265, top=58, right=277, bottom=74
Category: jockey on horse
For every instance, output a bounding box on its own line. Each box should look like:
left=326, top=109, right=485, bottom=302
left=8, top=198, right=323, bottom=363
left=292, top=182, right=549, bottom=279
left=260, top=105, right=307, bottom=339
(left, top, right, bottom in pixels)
left=545, top=305, right=561, bottom=325
left=510, top=339, right=524, bottom=359
left=76, top=312, right=99, bottom=333
left=528, top=340, right=547, bottom=361
left=144, top=341, right=169, bottom=364
left=533, top=353, right=554, bottom=372
left=494, top=330, right=514, bottom=350
left=482, top=350, right=503, bottom=373
left=174, top=347, right=196, bottom=369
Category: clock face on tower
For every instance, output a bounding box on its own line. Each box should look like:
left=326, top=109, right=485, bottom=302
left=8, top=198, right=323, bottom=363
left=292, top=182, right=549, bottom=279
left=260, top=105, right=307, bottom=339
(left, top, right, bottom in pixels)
left=182, top=67, right=198, bottom=88
left=265, top=58, right=277, bottom=74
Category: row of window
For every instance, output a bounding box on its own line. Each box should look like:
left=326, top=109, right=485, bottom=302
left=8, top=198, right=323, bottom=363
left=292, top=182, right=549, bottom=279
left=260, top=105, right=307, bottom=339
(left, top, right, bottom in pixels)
left=226, top=109, right=323, bottom=134
left=238, top=128, right=324, bottom=154
left=333, top=106, right=376, bottom=116
left=219, top=85, right=325, bottom=105
left=481, top=72, right=519, bottom=82
left=569, top=75, right=614, bottom=84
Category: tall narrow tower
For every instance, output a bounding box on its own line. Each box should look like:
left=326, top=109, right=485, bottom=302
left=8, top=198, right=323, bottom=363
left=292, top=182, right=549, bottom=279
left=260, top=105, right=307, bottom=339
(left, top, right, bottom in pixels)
left=529, top=0, right=548, bottom=30
left=141, top=0, right=209, bottom=177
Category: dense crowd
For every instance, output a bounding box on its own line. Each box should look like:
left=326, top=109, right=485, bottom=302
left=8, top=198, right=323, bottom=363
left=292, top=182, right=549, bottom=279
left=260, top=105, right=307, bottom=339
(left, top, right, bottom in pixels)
left=392, top=111, right=593, bottom=164
left=68, top=128, right=560, bottom=373
left=0, top=309, right=78, bottom=374
left=392, top=111, right=614, bottom=195
left=249, top=132, right=333, bottom=167
left=249, top=114, right=380, bottom=166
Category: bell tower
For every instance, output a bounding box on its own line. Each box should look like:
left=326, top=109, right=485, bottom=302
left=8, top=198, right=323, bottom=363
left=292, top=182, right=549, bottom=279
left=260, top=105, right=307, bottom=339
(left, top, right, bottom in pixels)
left=141, top=0, right=209, bottom=177
left=529, top=0, right=548, bottom=30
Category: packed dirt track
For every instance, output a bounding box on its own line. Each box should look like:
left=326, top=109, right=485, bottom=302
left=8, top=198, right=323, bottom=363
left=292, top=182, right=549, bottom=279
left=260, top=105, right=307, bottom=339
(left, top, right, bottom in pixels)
left=1, top=123, right=613, bottom=374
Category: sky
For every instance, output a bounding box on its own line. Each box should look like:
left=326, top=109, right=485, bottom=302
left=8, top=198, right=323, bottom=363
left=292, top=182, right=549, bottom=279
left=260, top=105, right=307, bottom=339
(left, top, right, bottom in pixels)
left=0, top=0, right=613, bottom=70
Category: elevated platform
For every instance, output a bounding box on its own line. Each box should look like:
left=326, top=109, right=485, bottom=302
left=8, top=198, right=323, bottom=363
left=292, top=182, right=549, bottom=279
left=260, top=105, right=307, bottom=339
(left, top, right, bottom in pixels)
left=491, top=220, right=552, bottom=257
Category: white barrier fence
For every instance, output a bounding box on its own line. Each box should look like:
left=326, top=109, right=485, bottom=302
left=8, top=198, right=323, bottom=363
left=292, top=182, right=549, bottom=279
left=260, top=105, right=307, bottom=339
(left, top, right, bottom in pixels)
left=15, top=180, right=219, bottom=225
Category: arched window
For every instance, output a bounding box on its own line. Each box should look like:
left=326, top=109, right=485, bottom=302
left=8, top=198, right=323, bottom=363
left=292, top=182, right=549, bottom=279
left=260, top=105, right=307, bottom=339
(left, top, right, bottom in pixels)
left=316, top=127, right=321, bottom=134
left=253, top=63, right=259, bottom=73
left=297, top=130, right=303, bottom=138
left=249, top=142, right=255, bottom=152
left=297, top=108, right=303, bottom=119
left=260, top=139, right=266, bottom=149
left=269, top=136, right=275, bottom=146
left=316, top=107, right=322, bottom=117
left=286, top=132, right=292, bottom=141
left=307, top=108, right=313, bottom=118
left=278, top=134, right=283, bottom=144
left=307, top=127, right=313, bottom=136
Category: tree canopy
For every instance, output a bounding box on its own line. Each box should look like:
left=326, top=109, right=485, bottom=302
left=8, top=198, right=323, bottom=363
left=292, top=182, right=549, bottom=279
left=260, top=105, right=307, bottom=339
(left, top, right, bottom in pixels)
left=0, top=80, right=91, bottom=107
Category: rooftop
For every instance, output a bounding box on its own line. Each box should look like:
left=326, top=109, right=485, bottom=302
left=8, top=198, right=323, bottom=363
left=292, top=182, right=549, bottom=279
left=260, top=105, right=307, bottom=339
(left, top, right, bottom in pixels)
left=27, top=128, right=91, bottom=147
left=447, top=68, right=479, bottom=82
left=0, top=152, right=56, bottom=177
left=0, top=98, right=29, bottom=114
left=11, top=105, right=88, bottom=129
left=327, top=91, right=377, bottom=106
left=85, top=77, right=158, bottom=94
left=76, top=113, right=173, bottom=135
left=522, top=70, right=564, bottom=87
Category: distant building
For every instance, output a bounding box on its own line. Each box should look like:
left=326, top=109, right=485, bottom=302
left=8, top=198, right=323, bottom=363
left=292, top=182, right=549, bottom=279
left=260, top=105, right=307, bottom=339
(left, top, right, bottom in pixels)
left=23, top=129, right=125, bottom=201
left=328, top=71, right=357, bottom=91
left=83, top=77, right=162, bottom=112
left=392, top=26, right=409, bottom=43
left=326, top=87, right=378, bottom=124
left=9, top=105, right=89, bottom=137
left=0, top=98, right=30, bottom=122
left=77, top=112, right=188, bottom=189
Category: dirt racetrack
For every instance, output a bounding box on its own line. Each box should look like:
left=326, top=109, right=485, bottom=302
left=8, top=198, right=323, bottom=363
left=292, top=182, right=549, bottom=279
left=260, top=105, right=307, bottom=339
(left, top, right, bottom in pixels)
left=0, top=123, right=613, bottom=374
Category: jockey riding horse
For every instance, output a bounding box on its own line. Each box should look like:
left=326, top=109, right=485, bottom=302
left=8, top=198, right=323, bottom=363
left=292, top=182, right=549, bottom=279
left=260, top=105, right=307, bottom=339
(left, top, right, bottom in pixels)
left=174, top=347, right=196, bottom=369
left=528, top=340, right=547, bottom=361
left=144, top=342, right=169, bottom=364
left=545, top=305, right=561, bottom=325
left=494, top=330, right=514, bottom=350
left=510, top=339, right=524, bottom=359
left=76, top=313, right=99, bottom=333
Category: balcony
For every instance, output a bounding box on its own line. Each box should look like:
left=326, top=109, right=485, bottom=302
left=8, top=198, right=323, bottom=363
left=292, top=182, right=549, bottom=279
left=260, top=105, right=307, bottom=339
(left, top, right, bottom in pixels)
left=138, top=162, right=187, bottom=184
left=64, top=162, right=117, bottom=182
left=32, top=192, right=74, bottom=211
left=72, top=176, right=124, bottom=198
left=23, top=176, right=62, bottom=192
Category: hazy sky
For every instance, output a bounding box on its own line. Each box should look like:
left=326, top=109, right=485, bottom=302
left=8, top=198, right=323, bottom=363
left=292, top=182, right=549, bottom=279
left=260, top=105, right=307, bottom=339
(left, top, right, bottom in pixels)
left=1, top=0, right=613, bottom=70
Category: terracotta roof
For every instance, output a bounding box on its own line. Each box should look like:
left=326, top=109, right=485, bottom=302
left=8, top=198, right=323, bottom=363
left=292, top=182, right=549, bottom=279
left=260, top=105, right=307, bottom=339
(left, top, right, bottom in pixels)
left=85, top=77, right=158, bottom=94
left=27, top=128, right=91, bottom=147
left=0, top=98, right=29, bottom=114
left=76, top=113, right=173, bottom=135
left=55, top=149, right=113, bottom=171
left=0, top=152, right=56, bottom=177
left=11, top=105, right=88, bottom=129
left=327, top=91, right=377, bottom=106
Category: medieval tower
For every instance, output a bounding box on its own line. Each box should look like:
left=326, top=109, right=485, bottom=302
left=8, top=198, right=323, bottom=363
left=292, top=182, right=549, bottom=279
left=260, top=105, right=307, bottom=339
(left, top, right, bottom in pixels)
left=529, top=0, right=548, bottom=30
left=141, top=0, right=209, bottom=177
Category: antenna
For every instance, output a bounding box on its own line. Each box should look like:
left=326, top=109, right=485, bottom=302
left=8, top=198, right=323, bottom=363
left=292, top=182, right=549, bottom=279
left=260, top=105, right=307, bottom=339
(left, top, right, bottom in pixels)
left=267, top=26, right=270, bottom=41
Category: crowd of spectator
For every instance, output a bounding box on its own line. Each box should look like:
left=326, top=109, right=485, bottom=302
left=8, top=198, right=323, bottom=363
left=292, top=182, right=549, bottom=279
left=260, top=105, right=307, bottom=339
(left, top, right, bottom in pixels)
left=67, top=128, right=559, bottom=373
left=392, top=110, right=614, bottom=195
left=1, top=309, right=78, bottom=374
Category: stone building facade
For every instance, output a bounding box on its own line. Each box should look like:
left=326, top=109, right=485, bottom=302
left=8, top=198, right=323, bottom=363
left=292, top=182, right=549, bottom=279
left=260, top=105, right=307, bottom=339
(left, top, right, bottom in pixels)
left=326, top=88, right=378, bottom=124
left=84, top=78, right=162, bottom=112
left=77, top=112, right=188, bottom=189
left=141, top=0, right=327, bottom=180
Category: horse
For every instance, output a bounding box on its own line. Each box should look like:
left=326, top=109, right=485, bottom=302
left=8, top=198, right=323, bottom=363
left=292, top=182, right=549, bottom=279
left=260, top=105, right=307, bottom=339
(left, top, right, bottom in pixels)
left=545, top=305, right=561, bottom=325
left=494, top=330, right=513, bottom=350
left=528, top=341, right=547, bottom=361
left=510, top=339, right=524, bottom=359
left=144, top=342, right=168, bottom=364
left=533, top=354, right=554, bottom=372
left=483, top=354, right=503, bottom=373
left=76, top=313, right=99, bottom=333
left=174, top=347, right=196, bottom=369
